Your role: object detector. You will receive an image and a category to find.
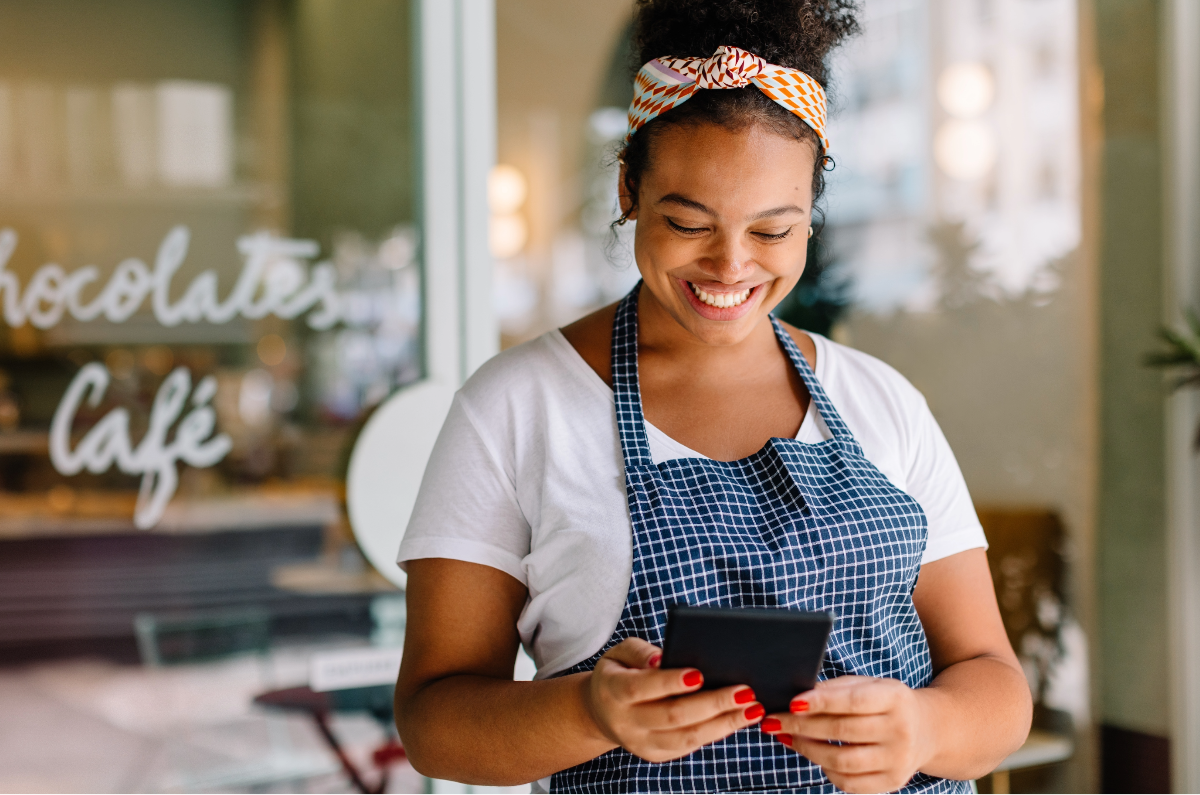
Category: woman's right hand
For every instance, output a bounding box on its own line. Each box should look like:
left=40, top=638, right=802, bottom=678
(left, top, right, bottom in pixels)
left=585, top=637, right=764, bottom=762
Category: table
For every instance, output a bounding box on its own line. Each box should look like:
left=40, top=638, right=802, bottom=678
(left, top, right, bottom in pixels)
left=255, top=684, right=405, bottom=794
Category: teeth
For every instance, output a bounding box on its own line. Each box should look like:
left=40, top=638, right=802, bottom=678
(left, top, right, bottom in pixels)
left=690, top=283, right=752, bottom=309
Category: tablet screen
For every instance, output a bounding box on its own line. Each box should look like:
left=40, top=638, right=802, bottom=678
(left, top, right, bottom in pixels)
left=661, top=605, right=834, bottom=714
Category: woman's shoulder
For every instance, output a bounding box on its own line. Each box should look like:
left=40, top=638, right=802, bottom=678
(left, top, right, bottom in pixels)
left=559, top=303, right=618, bottom=387
left=776, top=319, right=927, bottom=414
left=458, top=314, right=615, bottom=425
left=807, top=331, right=931, bottom=432
left=460, top=332, right=568, bottom=402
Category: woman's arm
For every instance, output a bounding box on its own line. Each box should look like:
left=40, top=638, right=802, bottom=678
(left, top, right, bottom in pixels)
left=760, top=548, right=1032, bottom=792
left=395, top=558, right=765, bottom=785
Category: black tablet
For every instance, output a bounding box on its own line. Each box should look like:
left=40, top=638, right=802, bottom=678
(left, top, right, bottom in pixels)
left=661, top=605, right=834, bottom=714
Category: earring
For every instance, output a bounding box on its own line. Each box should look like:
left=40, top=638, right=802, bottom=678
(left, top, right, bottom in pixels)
left=808, top=227, right=814, bottom=238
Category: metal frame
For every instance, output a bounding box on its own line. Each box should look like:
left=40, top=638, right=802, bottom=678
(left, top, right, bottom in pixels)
left=1163, top=1, right=1200, bottom=789
left=415, top=0, right=497, bottom=389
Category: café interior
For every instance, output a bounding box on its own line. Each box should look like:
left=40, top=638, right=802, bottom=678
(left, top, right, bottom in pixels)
left=0, top=0, right=1196, bottom=792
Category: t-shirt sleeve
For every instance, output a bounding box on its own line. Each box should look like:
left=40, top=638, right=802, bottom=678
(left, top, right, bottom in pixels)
left=904, top=396, right=988, bottom=565
left=397, top=393, right=531, bottom=585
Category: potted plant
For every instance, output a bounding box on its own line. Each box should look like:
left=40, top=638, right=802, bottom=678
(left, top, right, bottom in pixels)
left=1147, top=308, right=1200, bottom=450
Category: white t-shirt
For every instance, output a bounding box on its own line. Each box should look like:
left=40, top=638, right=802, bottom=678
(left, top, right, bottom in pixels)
left=398, top=329, right=987, bottom=680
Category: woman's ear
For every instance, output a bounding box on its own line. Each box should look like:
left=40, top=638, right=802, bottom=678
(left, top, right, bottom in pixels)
left=617, top=162, right=638, bottom=221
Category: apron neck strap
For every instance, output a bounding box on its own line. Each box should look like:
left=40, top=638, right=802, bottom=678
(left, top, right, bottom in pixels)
left=768, top=314, right=855, bottom=441
left=610, top=282, right=858, bottom=470
left=610, top=282, right=654, bottom=469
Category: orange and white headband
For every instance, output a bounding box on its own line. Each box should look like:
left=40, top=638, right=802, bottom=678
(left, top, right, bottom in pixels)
left=628, top=45, right=830, bottom=151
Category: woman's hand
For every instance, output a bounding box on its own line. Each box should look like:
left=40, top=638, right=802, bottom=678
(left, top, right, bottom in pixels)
left=587, top=637, right=765, bottom=763
left=759, top=676, right=934, bottom=794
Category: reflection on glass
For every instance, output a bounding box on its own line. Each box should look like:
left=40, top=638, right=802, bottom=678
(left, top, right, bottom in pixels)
left=0, top=1, right=421, bottom=535
left=0, top=0, right=425, bottom=789
left=824, top=0, right=1090, bottom=764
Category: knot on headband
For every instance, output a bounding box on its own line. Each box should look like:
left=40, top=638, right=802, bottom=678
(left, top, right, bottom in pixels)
left=628, top=45, right=830, bottom=152
left=665, top=45, right=765, bottom=89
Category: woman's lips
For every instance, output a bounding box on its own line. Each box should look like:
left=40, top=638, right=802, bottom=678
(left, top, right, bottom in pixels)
left=677, top=278, right=764, bottom=321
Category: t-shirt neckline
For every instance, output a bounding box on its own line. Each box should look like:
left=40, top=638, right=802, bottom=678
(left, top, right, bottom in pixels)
left=545, top=326, right=828, bottom=459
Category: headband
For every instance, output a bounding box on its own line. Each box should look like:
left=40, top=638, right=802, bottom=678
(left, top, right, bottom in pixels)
left=628, top=45, right=830, bottom=151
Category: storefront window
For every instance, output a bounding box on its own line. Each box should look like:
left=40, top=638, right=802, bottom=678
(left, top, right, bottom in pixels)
left=825, top=1, right=1089, bottom=790
left=0, top=2, right=472, bottom=790
left=0, top=0, right=421, bottom=539
left=494, top=0, right=1089, bottom=789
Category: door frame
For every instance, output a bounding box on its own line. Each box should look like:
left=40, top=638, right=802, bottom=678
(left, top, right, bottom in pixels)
left=416, top=0, right=497, bottom=388
left=1163, top=1, right=1200, bottom=788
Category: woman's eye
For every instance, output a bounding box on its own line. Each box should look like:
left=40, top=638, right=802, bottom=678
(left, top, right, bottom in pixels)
left=666, top=218, right=708, bottom=235
left=753, top=227, right=794, bottom=241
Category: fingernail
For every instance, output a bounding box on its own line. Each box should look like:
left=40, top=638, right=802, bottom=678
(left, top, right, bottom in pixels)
left=778, top=733, right=793, bottom=747
left=682, top=670, right=703, bottom=687
left=648, top=654, right=662, bottom=668
left=734, top=688, right=756, bottom=704
left=790, top=700, right=810, bottom=713
left=759, top=716, right=780, bottom=731
left=744, top=704, right=766, bottom=721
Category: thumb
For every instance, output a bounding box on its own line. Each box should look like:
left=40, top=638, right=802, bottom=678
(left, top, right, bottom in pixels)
left=602, top=637, right=663, bottom=670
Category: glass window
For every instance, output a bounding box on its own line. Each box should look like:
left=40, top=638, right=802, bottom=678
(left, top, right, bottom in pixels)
left=492, top=0, right=1089, bottom=790
left=0, top=0, right=421, bottom=536
left=0, top=2, right=486, bottom=791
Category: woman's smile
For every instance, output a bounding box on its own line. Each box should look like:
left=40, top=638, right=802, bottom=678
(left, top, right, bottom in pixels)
left=677, top=277, right=766, bottom=321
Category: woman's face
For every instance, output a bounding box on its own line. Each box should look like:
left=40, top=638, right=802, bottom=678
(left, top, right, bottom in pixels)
left=621, top=122, right=816, bottom=347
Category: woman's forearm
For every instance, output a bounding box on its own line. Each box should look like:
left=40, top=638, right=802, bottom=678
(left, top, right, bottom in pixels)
left=396, top=671, right=617, bottom=786
left=916, top=654, right=1033, bottom=780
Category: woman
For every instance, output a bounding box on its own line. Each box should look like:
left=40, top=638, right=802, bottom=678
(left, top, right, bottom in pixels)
left=395, top=1, right=1032, bottom=792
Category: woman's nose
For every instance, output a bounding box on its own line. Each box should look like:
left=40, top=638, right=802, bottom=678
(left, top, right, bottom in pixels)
left=705, top=234, right=755, bottom=281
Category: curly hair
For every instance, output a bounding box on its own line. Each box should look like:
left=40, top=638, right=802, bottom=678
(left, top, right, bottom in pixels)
left=618, top=0, right=860, bottom=222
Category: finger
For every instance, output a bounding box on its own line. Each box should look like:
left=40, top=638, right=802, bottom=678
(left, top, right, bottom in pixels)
left=602, top=637, right=663, bottom=670
left=793, top=677, right=899, bottom=716
left=595, top=658, right=705, bottom=705
left=640, top=699, right=764, bottom=761
left=763, top=713, right=891, bottom=744
left=795, top=674, right=872, bottom=707
left=636, top=685, right=761, bottom=731
left=790, top=736, right=887, bottom=776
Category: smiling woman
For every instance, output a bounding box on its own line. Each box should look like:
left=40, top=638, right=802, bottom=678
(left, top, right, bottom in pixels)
left=393, top=1, right=1032, bottom=792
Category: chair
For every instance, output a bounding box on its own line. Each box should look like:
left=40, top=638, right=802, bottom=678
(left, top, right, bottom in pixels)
left=988, top=729, right=1074, bottom=794
left=977, top=508, right=1077, bottom=792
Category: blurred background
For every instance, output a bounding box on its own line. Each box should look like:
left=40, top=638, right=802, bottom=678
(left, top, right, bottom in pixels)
left=0, top=0, right=1196, bottom=792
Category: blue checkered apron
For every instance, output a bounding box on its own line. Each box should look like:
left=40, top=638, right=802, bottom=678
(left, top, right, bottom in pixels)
left=550, top=284, right=970, bottom=794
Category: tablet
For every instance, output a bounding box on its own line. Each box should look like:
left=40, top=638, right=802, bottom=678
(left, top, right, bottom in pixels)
left=661, top=605, right=834, bottom=714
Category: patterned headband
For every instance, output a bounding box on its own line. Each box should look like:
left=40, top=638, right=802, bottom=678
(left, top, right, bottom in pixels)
left=628, top=45, right=830, bottom=151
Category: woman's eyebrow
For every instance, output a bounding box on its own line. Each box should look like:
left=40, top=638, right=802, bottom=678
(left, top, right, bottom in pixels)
left=656, top=193, right=807, bottom=221
left=656, top=193, right=714, bottom=214
left=748, top=205, right=807, bottom=220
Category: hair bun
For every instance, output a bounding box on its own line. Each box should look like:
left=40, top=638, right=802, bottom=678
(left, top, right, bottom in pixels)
left=632, top=0, right=860, bottom=87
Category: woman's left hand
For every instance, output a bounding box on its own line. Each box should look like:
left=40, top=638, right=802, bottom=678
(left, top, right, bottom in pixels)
left=759, top=675, right=935, bottom=794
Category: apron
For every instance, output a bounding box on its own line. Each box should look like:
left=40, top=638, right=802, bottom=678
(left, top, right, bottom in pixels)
left=550, top=284, right=970, bottom=794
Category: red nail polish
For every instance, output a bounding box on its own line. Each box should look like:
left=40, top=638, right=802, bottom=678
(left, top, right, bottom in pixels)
left=734, top=688, right=756, bottom=704
left=648, top=654, right=662, bottom=668
left=790, top=700, right=810, bottom=713
left=683, top=670, right=703, bottom=687
left=759, top=716, right=780, bottom=731
left=744, top=704, right=766, bottom=721
left=778, top=733, right=793, bottom=747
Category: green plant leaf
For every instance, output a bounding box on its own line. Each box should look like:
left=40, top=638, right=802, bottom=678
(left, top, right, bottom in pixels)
left=1149, top=326, right=1200, bottom=367
left=1187, top=307, right=1200, bottom=340
left=1146, top=351, right=1198, bottom=367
